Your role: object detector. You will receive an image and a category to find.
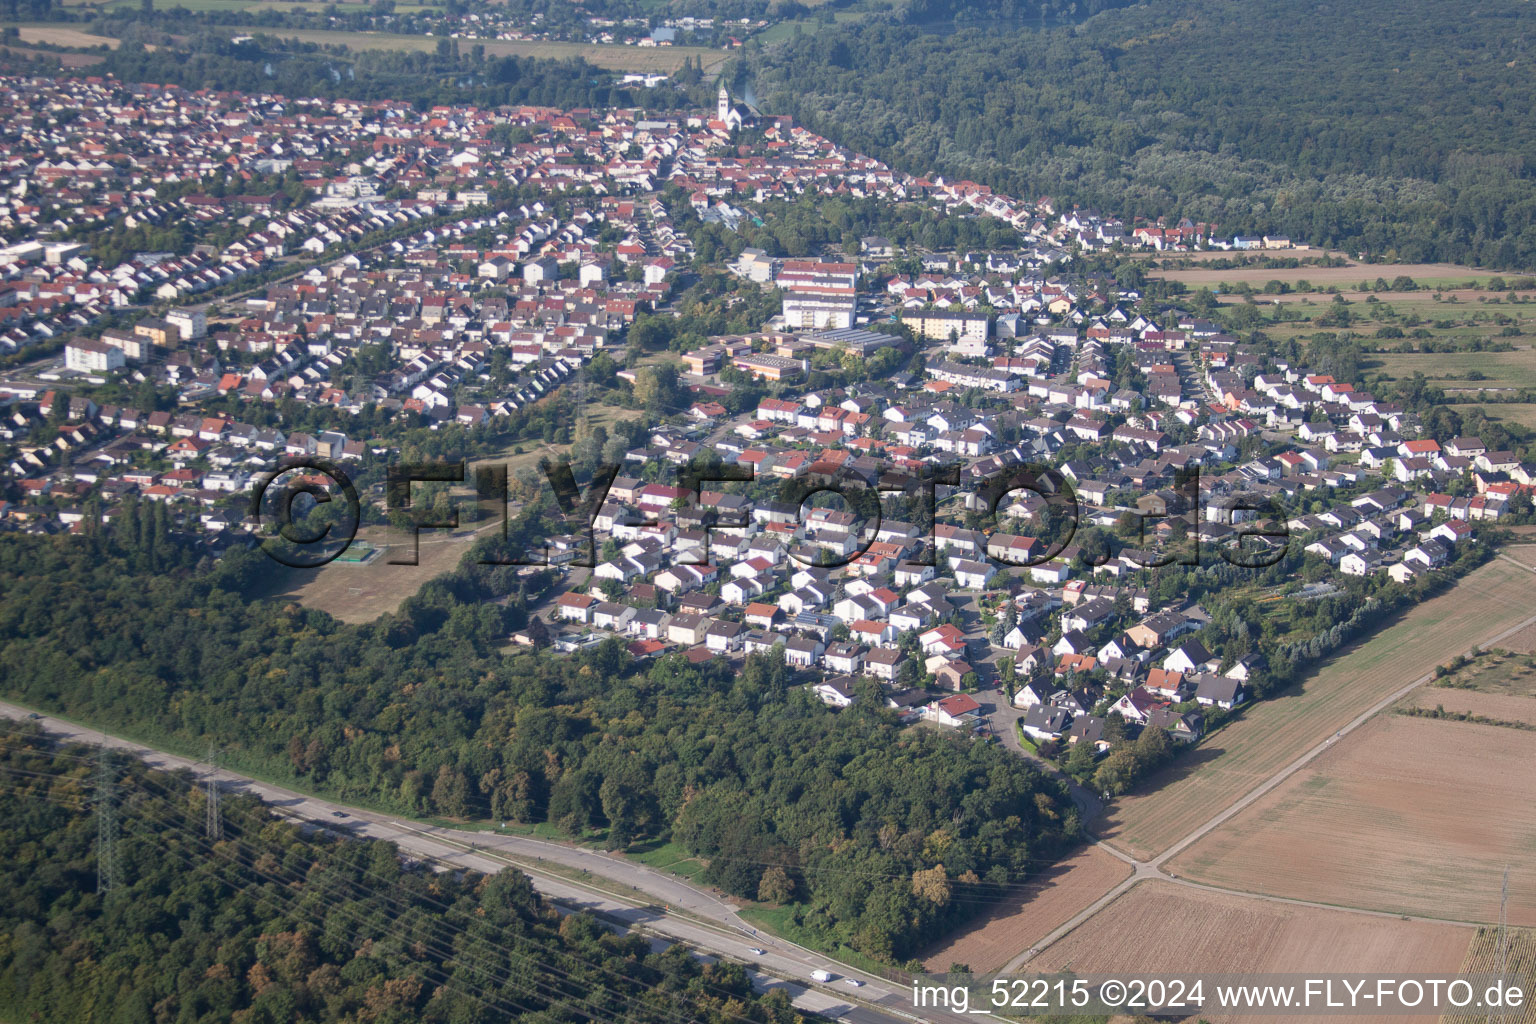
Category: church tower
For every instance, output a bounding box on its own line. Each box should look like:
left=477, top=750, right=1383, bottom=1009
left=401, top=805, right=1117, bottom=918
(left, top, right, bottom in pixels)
left=717, top=85, right=730, bottom=123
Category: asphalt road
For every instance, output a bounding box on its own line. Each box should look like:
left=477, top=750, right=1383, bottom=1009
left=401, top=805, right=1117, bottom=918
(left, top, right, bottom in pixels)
left=0, top=700, right=993, bottom=1024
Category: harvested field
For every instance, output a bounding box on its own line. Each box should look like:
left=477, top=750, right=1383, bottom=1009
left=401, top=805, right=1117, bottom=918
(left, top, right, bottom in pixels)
left=0, top=45, right=105, bottom=66
left=1502, top=544, right=1536, bottom=570
left=1444, top=927, right=1536, bottom=1024
left=1498, top=622, right=1536, bottom=654
left=229, top=28, right=729, bottom=71
left=1033, top=881, right=1472, bottom=1021
left=920, top=846, right=1130, bottom=973
left=1167, top=714, right=1536, bottom=925
left=1099, top=556, right=1536, bottom=861
left=13, top=26, right=124, bottom=47
left=1405, top=688, right=1536, bottom=724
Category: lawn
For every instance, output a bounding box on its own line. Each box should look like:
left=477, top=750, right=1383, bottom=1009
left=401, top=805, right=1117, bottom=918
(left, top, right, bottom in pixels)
left=625, top=838, right=707, bottom=880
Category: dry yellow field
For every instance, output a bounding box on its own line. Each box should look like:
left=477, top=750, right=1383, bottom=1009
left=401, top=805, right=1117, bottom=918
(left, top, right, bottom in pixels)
left=14, top=26, right=125, bottom=47
left=1098, top=556, right=1536, bottom=861
left=1444, top=927, right=1536, bottom=1024
left=231, top=28, right=729, bottom=71
left=258, top=523, right=488, bottom=623
left=919, top=846, right=1131, bottom=973
left=1167, top=714, right=1536, bottom=925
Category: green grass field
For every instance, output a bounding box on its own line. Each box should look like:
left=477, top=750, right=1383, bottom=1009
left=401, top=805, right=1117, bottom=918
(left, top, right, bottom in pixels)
left=1365, top=349, right=1536, bottom=389
left=625, top=838, right=706, bottom=879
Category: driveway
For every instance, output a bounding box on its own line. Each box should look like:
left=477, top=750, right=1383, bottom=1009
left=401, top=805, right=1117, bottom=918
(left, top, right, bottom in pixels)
left=978, top=683, right=1104, bottom=824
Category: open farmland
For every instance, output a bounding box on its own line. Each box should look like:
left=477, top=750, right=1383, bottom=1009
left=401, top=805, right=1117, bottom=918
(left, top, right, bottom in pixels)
left=1098, top=555, right=1536, bottom=861
left=12, top=25, right=126, bottom=47
left=0, top=45, right=105, bottom=66
left=1032, top=881, right=1472, bottom=1021
left=1166, top=713, right=1536, bottom=925
left=227, top=28, right=729, bottom=71
left=1404, top=687, right=1536, bottom=725
left=919, top=846, right=1131, bottom=973
left=1368, top=348, right=1536, bottom=390
left=1148, top=258, right=1496, bottom=289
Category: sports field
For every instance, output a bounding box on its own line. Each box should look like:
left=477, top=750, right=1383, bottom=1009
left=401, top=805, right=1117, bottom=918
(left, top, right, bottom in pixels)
left=1097, top=556, right=1536, bottom=861
left=1166, top=713, right=1536, bottom=925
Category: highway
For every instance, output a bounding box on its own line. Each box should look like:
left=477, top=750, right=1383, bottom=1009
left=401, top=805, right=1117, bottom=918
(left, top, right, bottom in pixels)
left=0, top=700, right=988, bottom=1024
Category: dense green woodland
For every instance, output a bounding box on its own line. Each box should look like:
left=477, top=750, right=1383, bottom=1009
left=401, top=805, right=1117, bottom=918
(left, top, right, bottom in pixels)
left=751, top=0, right=1536, bottom=267
left=0, top=722, right=815, bottom=1024
left=0, top=533, right=1080, bottom=961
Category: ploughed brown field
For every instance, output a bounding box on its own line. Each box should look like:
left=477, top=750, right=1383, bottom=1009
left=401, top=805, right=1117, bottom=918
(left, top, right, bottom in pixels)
left=919, top=846, right=1130, bottom=972
left=1032, top=881, right=1473, bottom=1024
left=1166, top=714, right=1536, bottom=925
left=1098, top=556, right=1536, bottom=861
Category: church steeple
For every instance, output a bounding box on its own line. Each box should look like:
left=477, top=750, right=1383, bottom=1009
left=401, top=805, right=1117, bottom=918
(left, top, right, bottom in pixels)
left=717, top=85, right=730, bottom=123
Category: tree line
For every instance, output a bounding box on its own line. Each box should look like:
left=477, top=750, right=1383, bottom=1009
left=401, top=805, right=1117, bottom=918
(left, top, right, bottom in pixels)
left=0, top=720, right=815, bottom=1024
left=0, top=531, right=1081, bottom=962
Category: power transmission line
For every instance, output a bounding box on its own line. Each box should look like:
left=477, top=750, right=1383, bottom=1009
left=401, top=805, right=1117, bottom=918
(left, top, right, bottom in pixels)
left=204, top=746, right=222, bottom=841
left=95, top=751, right=121, bottom=894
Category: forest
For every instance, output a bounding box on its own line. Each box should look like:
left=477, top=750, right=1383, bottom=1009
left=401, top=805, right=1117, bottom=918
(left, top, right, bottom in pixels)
left=0, top=721, right=815, bottom=1024
left=0, top=529, right=1081, bottom=963
left=749, top=0, right=1536, bottom=268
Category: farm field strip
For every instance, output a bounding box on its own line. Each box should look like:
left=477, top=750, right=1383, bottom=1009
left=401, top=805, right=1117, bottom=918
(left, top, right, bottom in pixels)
left=1149, top=260, right=1495, bottom=287
left=222, top=28, right=729, bottom=70
left=1098, top=556, right=1536, bottom=861
left=918, top=846, right=1131, bottom=973
left=1368, top=349, right=1536, bottom=389
left=1403, top=686, right=1536, bottom=724
left=1165, top=714, right=1536, bottom=925
left=1030, top=881, right=1472, bottom=1024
